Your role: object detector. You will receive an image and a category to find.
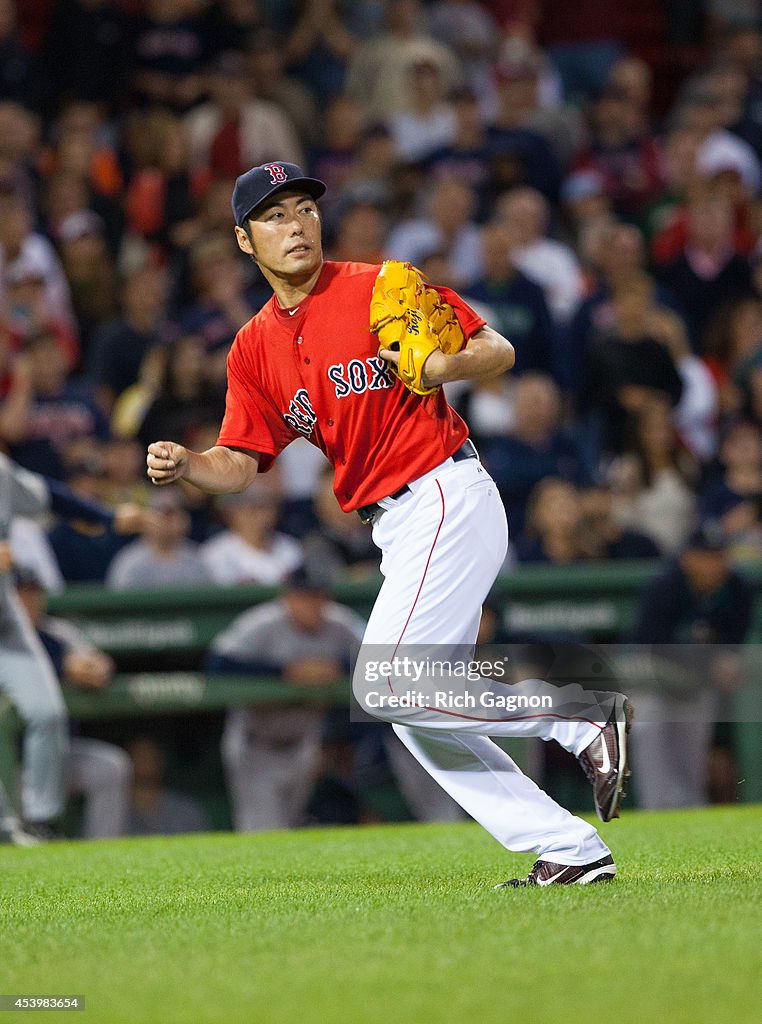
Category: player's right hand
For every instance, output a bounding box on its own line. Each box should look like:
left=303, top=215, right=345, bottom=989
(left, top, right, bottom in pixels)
left=146, top=441, right=188, bottom=485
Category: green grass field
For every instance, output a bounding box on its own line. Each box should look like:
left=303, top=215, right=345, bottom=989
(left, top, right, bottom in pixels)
left=1, top=806, right=760, bottom=1024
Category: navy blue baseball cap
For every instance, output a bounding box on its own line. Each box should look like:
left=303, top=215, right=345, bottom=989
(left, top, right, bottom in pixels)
left=232, top=162, right=327, bottom=228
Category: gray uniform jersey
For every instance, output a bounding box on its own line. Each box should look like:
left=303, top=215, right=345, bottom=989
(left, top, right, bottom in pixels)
left=0, top=454, right=50, bottom=647
left=214, top=599, right=365, bottom=744
left=0, top=455, right=67, bottom=822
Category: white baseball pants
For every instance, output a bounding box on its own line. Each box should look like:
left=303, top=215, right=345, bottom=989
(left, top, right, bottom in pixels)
left=356, top=455, right=611, bottom=865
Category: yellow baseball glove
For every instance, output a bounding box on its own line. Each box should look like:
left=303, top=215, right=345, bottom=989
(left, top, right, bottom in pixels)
left=369, top=260, right=466, bottom=396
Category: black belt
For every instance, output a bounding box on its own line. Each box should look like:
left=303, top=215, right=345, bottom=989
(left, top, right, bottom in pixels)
left=357, top=439, right=479, bottom=526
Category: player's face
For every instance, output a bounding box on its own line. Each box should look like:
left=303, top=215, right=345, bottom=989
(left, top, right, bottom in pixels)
left=235, top=191, right=323, bottom=282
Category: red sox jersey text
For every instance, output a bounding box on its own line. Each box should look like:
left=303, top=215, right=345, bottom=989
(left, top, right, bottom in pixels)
left=216, top=261, right=485, bottom=511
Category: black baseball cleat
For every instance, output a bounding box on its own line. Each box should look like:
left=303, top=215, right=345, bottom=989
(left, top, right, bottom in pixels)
left=22, top=819, right=63, bottom=842
left=577, top=694, right=634, bottom=822
left=495, top=854, right=617, bottom=888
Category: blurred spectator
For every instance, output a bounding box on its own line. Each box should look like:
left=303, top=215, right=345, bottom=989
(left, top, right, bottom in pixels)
left=179, top=233, right=259, bottom=354
left=246, top=27, right=320, bottom=148
left=39, top=100, right=123, bottom=207
left=0, top=189, right=77, bottom=345
left=385, top=178, right=483, bottom=288
left=424, top=88, right=491, bottom=210
left=281, top=0, right=357, bottom=103
left=307, top=94, right=365, bottom=228
left=345, top=0, right=459, bottom=122
left=608, top=398, right=699, bottom=555
left=480, top=373, right=591, bottom=537
left=131, top=0, right=208, bottom=114
left=558, top=169, right=612, bottom=251
left=56, top=210, right=118, bottom=354
left=43, top=0, right=132, bottom=111
left=576, top=483, right=660, bottom=561
left=656, top=190, right=755, bottom=355
left=123, top=108, right=198, bottom=253
left=536, top=0, right=624, bottom=101
left=465, top=221, right=556, bottom=377
left=274, top=436, right=330, bottom=539
left=629, top=523, right=756, bottom=809
left=387, top=56, right=457, bottom=164
left=100, top=437, right=151, bottom=508
left=703, top=295, right=762, bottom=421
left=46, top=457, right=136, bottom=583
left=301, top=465, right=378, bottom=580
left=514, top=476, right=585, bottom=565
left=489, top=40, right=584, bottom=173
left=125, top=736, right=208, bottom=836
left=87, top=265, right=168, bottom=415
left=200, top=482, right=303, bottom=586
left=486, top=56, right=562, bottom=201
left=135, top=333, right=226, bottom=450
left=184, top=49, right=303, bottom=180
left=107, top=486, right=209, bottom=590
left=580, top=275, right=684, bottom=457
left=699, top=419, right=762, bottom=542
left=427, top=0, right=499, bottom=95
left=15, top=567, right=132, bottom=839
left=0, top=100, right=40, bottom=206
left=0, top=331, right=109, bottom=479
left=329, top=201, right=386, bottom=264
left=0, top=0, right=46, bottom=111
left=493, top=186, right=585, bottom=324
left=206, top=567, right=365, bottom=831
left=565, top=221, right=682, bottom=394
left=203, top=0, right=263, bottom=55
left=573, top=84, right=664, bottom=219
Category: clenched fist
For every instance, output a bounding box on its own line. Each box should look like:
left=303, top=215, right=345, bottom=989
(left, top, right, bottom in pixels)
left=146, top=441, right=189, bottom=485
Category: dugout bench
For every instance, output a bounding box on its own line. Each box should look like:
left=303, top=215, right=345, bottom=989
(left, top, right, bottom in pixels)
left=1, top=562, right=761, bottom=815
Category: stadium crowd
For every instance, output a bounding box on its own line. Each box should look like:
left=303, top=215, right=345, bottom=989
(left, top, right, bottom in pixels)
left=1, top=0, right=761, bottom=837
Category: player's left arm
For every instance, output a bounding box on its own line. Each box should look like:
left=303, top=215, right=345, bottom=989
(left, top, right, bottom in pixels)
left=379, top=326, right=515, bottom=388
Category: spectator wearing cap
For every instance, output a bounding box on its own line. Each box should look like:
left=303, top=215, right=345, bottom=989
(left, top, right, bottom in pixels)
left=0, top=329, right=109, bottom=479
left=184, top=49, right=303, bottom=182
left=106, top=487, right=210, bottom=590
left=558, top=169, right=612, bottom=251
left=0, top=190, right=77, bottom=348
left=200, top=480, right=303, bottom=586
left=57, top=210, right=118, bottom=355
left=205, top=566, right=366, bottom=831
left=628, top=522, right=756, bottom=809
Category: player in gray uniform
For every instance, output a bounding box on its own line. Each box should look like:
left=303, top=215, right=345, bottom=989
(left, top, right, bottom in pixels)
left=0, top=452, right=143, bottom=838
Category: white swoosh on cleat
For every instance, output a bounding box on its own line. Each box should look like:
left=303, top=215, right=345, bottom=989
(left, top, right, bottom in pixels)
left=597, top=735, right=611, bottom=775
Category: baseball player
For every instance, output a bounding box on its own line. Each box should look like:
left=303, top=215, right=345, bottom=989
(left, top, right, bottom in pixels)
left=0, top=452, right=143, bottom=838
left=146, top=162, right=632, bottom=887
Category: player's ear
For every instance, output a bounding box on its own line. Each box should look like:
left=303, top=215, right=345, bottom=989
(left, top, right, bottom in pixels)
left=235, top=224, right=256, bottom=257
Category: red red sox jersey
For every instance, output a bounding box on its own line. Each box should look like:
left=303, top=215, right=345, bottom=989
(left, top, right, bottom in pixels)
left=216, top=261, right=486, bottom=511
